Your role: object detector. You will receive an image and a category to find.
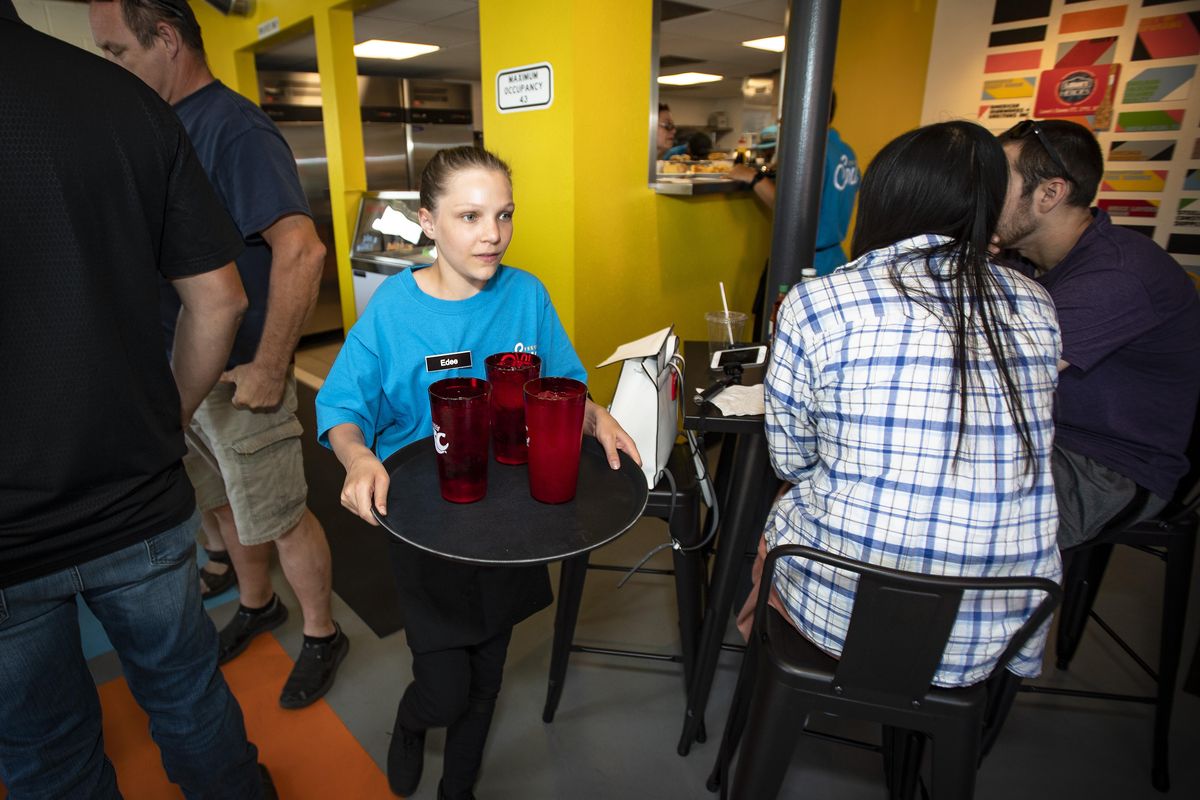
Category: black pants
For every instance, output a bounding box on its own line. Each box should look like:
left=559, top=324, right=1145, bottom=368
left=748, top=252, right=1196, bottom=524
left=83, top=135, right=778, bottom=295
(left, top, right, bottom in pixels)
left=395, top=627, right=513, bottom=797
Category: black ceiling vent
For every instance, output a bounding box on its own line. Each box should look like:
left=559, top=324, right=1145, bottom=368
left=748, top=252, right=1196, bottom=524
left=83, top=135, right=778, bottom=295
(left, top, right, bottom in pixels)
left=662, top=1, right=709, bottom=22
left=660, top=55, right=705, bottom=68
left=202, top=0, right=254, bottom=15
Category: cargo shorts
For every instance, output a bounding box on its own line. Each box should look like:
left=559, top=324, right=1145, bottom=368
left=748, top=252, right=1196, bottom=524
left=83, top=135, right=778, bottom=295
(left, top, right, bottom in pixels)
left=183, top=371, right=308, bottom=546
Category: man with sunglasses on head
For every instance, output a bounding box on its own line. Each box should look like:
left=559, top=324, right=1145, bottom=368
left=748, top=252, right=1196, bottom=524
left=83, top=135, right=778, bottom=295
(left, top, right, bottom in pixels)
left=88, top=0, right=349, bottom=708
left=995, top=119, right=1200, bottom=548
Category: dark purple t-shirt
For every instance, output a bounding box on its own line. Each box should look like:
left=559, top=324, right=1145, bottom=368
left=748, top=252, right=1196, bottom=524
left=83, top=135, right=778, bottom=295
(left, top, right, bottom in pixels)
left=1037, top=209, right=1200, bottom=499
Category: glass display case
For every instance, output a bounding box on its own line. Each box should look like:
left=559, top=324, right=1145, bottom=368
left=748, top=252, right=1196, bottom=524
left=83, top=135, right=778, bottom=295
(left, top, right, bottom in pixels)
left=350, top=191, right=436, bottom=316
left=350, top=191, right=436, bottom=273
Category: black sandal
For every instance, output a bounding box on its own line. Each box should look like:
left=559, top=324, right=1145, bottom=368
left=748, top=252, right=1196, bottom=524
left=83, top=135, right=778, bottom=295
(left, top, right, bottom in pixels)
left=199, top=548, right=237, bottom=598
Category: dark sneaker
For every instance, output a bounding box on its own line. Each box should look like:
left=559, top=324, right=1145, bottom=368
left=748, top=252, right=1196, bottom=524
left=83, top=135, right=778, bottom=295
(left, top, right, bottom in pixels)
left=259, top=763, right=278, bottom=800
left=387, top=720, right=426, bottom=797
left=438, top=780, right=477, bottom=800
left=217, top=595, right=289, bottom=665
left=278, top=623, right=349, bottom=709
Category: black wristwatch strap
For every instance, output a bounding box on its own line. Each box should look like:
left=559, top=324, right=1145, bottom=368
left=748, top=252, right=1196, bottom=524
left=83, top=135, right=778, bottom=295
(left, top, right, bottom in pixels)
left=750, top=165, right=774, bottom=187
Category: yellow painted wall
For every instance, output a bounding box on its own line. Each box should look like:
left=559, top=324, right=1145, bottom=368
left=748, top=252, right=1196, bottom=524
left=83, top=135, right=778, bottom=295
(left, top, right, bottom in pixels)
left=833, top=0, right=939, bottom=247
left=481, top=0, right=774, bottom=400
left=192, top=0, right=938, bottom=401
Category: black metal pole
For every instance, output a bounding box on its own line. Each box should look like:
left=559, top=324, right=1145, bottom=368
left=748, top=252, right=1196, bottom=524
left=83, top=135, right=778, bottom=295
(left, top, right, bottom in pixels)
left=763, top=0, right=841, bottom=339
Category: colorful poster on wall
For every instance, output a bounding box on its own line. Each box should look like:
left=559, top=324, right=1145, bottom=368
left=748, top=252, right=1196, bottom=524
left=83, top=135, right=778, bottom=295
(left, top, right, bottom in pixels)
left=985, top=49, right=1043, bottom=73
left=978, top=102, right=1033, bottom=127
left=1034, top=64, right=1120, bottom=128
left=989, top=26, right=1047, bottom=47
left=1178, top=199, right=1200, bottom=228
left=1102, top=170, right=1168, bottom=192
left=993, top=0, right=1052, bottom=25
left=982, top=77, right=1037, bottom=100
left=1055, top=36, right=1118, bottom=67
left=1118, top=224, right=1157, bottom=239
left=1168, top=233, right=1200, bottom=256
left=1060, top=5, right=1127, bottom=35
left=1116, top=109, right=1185, bottom=131
left=1098, top=198, right=1160, bottom=217
left=1122, top=65, right=1196, bottom=103
left=1184, top=169, right=1200, bottom=191
left=1109, top=139, right=1176, bottom=161
left=1132, top=13, right=1200, bottom=61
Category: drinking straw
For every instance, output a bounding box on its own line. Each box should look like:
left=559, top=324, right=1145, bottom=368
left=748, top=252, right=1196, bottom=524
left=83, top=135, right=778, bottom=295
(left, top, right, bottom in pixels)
left=719, top=281, right=734, bottom=345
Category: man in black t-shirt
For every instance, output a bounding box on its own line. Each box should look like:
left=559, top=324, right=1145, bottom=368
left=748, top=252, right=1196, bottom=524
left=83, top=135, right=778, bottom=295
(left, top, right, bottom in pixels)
left=89, top=0, right=348, bottom=711
left=0, top=2, right=275, bottom=797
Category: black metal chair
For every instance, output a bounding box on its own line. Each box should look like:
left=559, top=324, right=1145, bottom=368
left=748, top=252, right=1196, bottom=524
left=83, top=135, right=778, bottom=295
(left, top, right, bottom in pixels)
left=707, top=545, right=1061, bottom=800
left=1019, top=410, right=1200, bottom=793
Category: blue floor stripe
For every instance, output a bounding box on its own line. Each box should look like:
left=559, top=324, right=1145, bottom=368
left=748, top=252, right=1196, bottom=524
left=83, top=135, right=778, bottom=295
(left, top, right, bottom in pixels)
left=77, top=545, right=238, bottom=660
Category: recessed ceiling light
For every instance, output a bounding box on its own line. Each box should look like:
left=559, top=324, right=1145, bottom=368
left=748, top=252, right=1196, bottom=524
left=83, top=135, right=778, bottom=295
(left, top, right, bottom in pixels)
left=739, top=35, right=787, bottom=52
left=742, top=36, right=785, bottom=52
left=353, top=39, right=440, bottom=60
left=658, top=72, right=724, bottom=86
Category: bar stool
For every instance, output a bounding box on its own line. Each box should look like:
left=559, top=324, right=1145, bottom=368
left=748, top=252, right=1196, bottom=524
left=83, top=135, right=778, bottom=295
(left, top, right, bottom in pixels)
left=708, top=545, right=1061, bottom=800
left=542, top=444, right=707, bottom=722
left=1020, top=407, right=1200, bottom=792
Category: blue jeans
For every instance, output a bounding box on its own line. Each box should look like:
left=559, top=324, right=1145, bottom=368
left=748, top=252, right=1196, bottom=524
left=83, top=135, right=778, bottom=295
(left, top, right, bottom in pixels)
left=0, top=511, right=263, bottom=800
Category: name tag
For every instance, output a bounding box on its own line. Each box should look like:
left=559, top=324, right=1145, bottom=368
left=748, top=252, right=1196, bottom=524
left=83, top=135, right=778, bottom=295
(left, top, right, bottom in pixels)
left=425, top=350, right=473, bottom=372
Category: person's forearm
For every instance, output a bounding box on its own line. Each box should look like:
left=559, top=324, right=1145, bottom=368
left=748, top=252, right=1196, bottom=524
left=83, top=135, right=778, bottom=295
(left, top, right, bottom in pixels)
left=254, top=238, right=324, bottom=375
left=173, top=303, right=243, bottom=422
left=328, top=422, right=374, bottom=470
left=583, top=398, right=604, bottom=437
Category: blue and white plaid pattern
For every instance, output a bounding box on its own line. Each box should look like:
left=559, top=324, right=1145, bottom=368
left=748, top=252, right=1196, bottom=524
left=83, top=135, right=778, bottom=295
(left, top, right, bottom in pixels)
left=764, top=235, right=1063, bottom=687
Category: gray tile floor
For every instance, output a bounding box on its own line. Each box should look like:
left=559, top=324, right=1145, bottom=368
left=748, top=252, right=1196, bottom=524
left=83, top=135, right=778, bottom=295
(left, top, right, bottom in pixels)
left=243, top=510, right=1199, bottom=799
left=283, top=343, right=1200, bottom=798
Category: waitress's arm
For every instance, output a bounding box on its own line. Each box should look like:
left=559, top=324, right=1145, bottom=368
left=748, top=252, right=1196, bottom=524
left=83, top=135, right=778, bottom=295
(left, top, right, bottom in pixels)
left=328, top=422, right=390, bottom=525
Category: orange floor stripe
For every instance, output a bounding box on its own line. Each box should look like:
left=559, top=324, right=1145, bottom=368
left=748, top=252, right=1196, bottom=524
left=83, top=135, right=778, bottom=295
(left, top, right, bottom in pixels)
left=1, top=634, right=393, bottom=799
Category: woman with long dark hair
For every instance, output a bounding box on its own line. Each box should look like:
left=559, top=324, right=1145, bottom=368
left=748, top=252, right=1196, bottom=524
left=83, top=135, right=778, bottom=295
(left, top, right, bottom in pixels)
left=746, top=120, right=1063, bottom=687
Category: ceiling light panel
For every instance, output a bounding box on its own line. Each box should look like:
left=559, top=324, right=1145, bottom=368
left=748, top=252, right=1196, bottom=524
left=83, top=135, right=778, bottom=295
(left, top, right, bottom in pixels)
left=353, top=39, right=440, bottom=60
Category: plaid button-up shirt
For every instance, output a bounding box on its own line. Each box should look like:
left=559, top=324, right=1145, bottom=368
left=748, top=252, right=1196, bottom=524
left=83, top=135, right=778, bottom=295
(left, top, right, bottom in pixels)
left=764, top=235, right=1063, bottom=687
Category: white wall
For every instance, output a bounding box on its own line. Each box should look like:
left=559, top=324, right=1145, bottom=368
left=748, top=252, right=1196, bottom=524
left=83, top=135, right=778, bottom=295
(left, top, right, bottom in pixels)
left=921, top=0, right=1200, bottom=272
left=14, top=0, right=101, bottom=54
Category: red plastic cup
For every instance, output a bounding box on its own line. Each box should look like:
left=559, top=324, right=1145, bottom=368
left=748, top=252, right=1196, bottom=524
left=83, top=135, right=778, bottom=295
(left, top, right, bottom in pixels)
left=484, top=352, right=542, bottom=465
left=524, top=377, right=588, bottom=504
left=428, top=378, right=492, bottom=503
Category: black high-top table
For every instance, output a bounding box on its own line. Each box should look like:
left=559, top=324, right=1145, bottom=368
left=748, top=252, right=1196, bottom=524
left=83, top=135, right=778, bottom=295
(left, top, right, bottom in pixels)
left=677, top=340, right=777, bottom=755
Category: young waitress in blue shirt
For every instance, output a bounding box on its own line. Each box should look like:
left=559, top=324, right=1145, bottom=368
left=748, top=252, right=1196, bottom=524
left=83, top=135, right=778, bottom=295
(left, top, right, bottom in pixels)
left=316, top=147, right=640, bottom=800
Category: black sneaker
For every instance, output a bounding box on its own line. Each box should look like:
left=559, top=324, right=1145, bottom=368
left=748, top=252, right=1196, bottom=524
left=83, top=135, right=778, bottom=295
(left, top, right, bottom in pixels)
left=437, top=780, right=477, bottom=800
left=217, top=595, right=289, bottom=665
left=387, top=720, right=426, bottom=797
left=278, top=623, right=349, bottom=709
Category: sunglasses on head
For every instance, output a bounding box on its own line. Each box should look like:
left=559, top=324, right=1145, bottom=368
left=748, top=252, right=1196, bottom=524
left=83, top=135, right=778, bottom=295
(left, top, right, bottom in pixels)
left=1008, top=119, right=1079, bottom=187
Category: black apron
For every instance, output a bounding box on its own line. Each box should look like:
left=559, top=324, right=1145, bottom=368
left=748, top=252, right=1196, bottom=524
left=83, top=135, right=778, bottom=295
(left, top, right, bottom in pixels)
left=389, top=538, right=552, bottom=653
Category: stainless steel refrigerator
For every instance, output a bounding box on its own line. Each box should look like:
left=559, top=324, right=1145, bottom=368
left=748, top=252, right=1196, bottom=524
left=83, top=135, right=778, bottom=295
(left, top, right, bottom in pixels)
left=258, top=72, right=475, bottom=337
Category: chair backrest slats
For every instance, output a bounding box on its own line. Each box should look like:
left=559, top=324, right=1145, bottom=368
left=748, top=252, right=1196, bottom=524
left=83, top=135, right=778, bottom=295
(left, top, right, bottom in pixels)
left=834, top=578, right=962, bottom=704
left=760, top=545, right=1061, bottom=706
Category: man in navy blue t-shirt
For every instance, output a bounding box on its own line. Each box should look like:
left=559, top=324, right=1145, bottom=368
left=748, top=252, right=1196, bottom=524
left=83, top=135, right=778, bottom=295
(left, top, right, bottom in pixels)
left=89, top=0, right=348, bottom=708
left=996, top=119, right=1200, bottom=547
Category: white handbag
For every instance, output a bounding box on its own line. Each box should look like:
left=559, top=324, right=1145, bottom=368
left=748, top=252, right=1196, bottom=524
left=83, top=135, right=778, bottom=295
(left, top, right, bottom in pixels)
left=605, top=330, right=682, bottom=488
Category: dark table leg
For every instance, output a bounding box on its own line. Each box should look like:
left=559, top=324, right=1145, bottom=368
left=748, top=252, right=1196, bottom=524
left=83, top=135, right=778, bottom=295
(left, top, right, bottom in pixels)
left=669, top=485, right=704, bottom=693
left=543, top=553, right=590, bottom=723
left=678, top=432, right=772, bottom=755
